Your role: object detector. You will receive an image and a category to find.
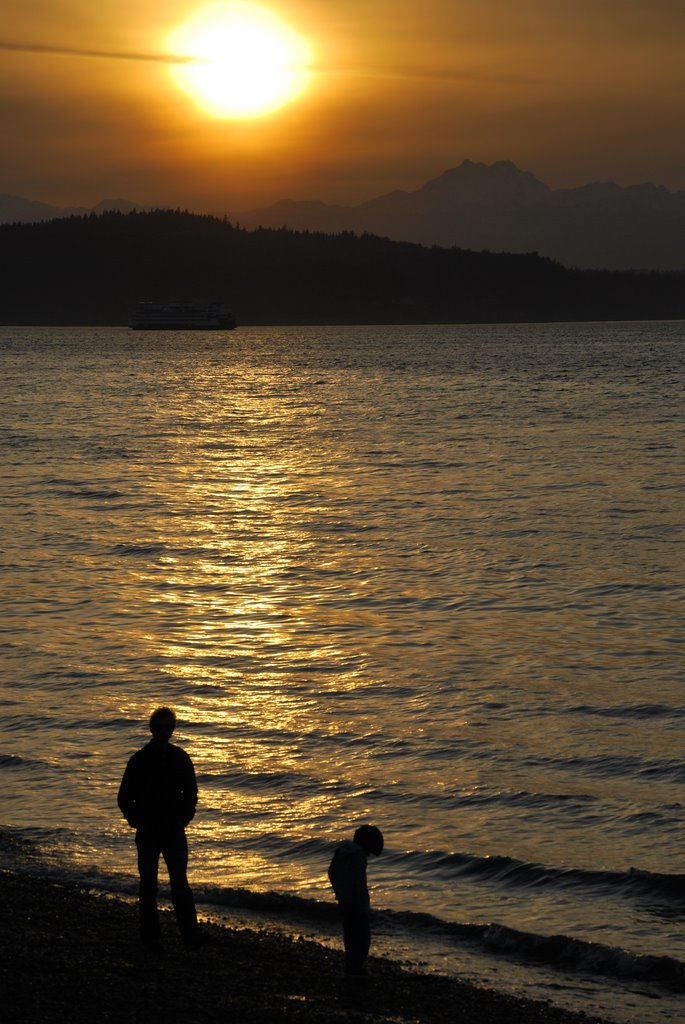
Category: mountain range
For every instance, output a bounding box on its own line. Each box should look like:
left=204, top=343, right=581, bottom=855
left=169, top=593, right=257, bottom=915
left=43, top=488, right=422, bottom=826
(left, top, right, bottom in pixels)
left=3, top=161, right=685, bottom=271
left=236, top=161, right=685, bottom=272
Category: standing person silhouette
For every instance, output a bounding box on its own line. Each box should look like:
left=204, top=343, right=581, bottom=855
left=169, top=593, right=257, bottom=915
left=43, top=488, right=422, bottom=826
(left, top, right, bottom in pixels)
left=118, top=706, right=201, bottom=950
left=328, top=824, right=384, bottom=977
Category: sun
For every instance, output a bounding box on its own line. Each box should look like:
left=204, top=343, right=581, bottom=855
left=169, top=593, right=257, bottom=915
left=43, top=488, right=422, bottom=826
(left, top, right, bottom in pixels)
left=167, top=2, right=312, bottom=118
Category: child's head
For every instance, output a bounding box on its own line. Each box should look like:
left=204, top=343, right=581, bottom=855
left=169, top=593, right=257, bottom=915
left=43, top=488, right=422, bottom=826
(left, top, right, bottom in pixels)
left=353, top=824, right=384, bottom=857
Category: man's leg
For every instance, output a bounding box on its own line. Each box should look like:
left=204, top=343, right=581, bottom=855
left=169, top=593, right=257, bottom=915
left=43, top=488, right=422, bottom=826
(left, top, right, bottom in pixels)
left=162, top=828, right=200, bottom=947
left=340, top=903, right=371, bottom=975
left=135, top=828, right=162, bottom=946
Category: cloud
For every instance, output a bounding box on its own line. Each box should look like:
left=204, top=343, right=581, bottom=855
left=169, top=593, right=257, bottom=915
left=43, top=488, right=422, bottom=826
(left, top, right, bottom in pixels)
left=0, top=40, right=195, bottom=64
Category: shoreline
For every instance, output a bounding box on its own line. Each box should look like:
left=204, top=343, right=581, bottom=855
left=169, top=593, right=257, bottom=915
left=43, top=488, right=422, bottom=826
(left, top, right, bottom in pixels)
left=1, top=868, right=607, bottom=1023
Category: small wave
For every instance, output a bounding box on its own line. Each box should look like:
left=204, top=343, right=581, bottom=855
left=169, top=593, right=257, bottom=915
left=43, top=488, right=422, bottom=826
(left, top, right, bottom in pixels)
left=0, top=753, right=41, bottom=769
left=197, top=768, right=348, bottom=799
left=197, top=884, right=338, bottom=923
left=577, top=582, right=680, bottom=596
left=33, top=668, right=94, bottom=681
left=55, top=487, right=126, bottom=501
left=478, top=922, right=685, bottom=991
left=522, top=750, right=685, bottom=783
left=84, top=445, right=132, bottom=460
left=111, top=542, right=167, bottom=557
left=372, top=785, right=599, bottom=815
left=0, top=750, right=81, bottom=774
left=566, top=703, right=685, bottom=720
left=387, top=848, right=685, bottom=907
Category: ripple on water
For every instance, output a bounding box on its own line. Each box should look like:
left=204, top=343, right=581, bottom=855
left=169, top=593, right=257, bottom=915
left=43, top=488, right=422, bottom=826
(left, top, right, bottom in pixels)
left=1, top=323, right=685, bottom=1024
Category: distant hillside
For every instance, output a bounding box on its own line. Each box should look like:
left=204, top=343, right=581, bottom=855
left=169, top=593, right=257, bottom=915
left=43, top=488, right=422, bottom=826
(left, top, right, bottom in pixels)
left=0, top=209, right=684, bottom=326
left=237, top=160, right=685, bottom=272
left=0, top=194, right=146, bottom=225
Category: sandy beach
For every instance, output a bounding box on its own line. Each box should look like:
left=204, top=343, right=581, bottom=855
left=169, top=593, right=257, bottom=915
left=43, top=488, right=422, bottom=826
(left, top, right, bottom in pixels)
left=1, top=869, right=608, bottom=1024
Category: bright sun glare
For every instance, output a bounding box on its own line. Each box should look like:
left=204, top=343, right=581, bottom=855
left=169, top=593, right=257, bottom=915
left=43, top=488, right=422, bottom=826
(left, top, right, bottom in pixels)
left=168, top=2, right=312, bottom=118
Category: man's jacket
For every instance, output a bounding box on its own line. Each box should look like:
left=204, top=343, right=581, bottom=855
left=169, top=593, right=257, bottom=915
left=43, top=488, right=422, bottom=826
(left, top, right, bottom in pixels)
left=118, top=739, right=198, bottom=830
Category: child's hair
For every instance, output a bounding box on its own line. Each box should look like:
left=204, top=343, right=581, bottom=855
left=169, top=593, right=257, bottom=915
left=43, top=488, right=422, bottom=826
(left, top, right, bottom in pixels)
left=353, top=824, right=384, bottom=856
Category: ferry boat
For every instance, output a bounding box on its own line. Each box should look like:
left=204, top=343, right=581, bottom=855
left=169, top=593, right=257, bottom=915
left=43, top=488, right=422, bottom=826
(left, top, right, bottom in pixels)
left=129, top=301, right=236, bottom=330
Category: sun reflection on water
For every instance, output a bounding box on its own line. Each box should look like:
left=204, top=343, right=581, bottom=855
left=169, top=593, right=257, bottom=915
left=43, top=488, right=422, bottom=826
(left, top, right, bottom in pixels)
left=121, top=386, right=386, bottom=861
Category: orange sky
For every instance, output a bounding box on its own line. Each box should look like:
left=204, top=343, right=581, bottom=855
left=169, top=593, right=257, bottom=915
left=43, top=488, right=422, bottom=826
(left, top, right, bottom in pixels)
left=2, top=1, right=684, bottom=210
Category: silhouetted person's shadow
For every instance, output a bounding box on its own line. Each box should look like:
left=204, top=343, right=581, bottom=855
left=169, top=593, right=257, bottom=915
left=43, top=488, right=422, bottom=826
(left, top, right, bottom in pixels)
left=118, top=706, right=201, bottom=950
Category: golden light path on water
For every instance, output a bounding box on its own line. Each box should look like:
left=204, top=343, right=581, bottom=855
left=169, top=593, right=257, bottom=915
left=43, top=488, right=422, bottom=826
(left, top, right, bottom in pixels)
left=111, top=374, right=387, bottom=869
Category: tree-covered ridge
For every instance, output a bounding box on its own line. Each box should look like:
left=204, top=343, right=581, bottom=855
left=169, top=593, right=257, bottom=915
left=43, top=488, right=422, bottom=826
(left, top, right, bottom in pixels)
left=0, top=208, right=683, bottom=325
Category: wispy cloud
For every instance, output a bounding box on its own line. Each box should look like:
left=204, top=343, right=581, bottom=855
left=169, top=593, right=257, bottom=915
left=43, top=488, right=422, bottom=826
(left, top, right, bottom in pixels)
left=0, top=40, right=196, bottom=65
left=1, top=40, right=545, bottom=85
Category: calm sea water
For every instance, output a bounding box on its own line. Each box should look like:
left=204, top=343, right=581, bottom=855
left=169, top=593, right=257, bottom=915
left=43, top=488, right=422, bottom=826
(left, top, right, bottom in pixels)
left=1, top=323, right=684, bottom=1021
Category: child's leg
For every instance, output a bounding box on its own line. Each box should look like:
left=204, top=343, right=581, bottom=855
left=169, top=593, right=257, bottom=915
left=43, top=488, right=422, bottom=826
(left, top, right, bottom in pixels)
left=340, top=902, right=371, bottom=974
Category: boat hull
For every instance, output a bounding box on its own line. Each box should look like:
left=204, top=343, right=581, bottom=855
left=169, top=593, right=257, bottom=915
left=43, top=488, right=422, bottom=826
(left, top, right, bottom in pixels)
left=129, top=302, right=236, bottom=330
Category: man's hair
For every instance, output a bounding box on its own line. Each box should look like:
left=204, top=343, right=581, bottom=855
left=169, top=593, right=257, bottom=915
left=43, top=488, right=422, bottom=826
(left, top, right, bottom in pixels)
left=149, top=706, right=177, bottom=734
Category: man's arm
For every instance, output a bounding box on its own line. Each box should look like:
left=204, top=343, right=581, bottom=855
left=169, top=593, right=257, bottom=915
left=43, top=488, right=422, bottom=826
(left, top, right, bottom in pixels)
left=179, top=752, right=198, bottom=826
left=117, top=758, right=140, bottom=828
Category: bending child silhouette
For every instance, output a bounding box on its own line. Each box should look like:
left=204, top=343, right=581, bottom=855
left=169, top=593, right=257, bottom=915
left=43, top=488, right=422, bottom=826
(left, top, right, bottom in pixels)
left=328, top=824, right=384, bottom=977
left=118, top=706, right=201, bottom=950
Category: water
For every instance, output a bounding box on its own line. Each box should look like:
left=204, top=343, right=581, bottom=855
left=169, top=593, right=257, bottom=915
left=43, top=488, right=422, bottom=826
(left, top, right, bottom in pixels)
left=1, top=322, right=684, bottom=1021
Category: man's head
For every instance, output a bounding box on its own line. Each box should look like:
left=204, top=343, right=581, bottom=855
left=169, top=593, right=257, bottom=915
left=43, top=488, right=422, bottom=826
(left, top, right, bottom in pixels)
left=149, top=706, right=177, bottom=740
left=353, top=824, right=384, bottom=857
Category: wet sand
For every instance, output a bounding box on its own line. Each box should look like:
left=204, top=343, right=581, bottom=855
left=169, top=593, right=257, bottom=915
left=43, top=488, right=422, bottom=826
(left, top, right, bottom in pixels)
left=1, top=869, right=607, bottom=1023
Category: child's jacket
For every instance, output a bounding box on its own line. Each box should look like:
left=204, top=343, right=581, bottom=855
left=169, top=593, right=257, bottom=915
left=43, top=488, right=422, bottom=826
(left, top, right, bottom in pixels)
left=328, top=839, right=369, bottom=908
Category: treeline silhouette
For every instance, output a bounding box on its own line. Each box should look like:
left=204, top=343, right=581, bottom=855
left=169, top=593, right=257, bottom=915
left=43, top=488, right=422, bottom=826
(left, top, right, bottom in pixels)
left=1, top=208, right=684, bottom=325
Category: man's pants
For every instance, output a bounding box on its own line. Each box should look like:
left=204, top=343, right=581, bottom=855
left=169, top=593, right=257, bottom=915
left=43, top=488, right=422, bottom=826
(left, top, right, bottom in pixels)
left=339, top=902, right=371, bottom=974
left=135, top=825, right=198, bottom=946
